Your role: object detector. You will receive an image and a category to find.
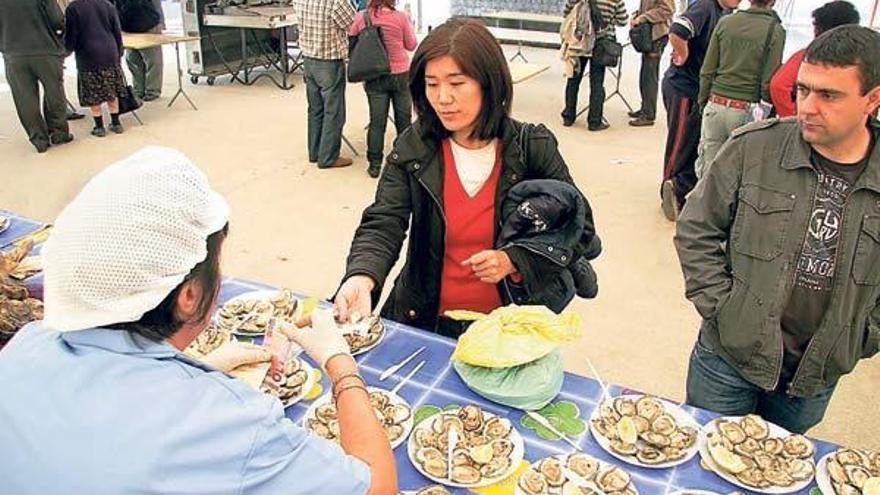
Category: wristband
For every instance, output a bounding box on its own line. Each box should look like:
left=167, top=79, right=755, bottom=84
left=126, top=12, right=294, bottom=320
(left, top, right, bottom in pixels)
left=331, top=373, right=366, bottom=394
left=333, top=383, right=368, bottom=404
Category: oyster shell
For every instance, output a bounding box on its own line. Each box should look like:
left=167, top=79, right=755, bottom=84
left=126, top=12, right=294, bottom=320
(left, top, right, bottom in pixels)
left=386, top=424, right=404, bottom=442
left=718, top=420, right=748, bottom=445
left=613, top=397, right=637, bottom=417
left=828, top=458, right=849, bottom=485
left=597, top=466, right=631, bottom=492
left=567, top=453, right=600, bottom=480
left=423, top=457, right=449, bottom=479
left=415, top=428, right=438, bottom=449
left=609, top=439, right=638, bottom=456
left=539, top=456, right=566, bottom=487
left=736, top=467, right=769, bottom=488
left=640, top=430, right=671, bottom=448
left=416, top=447, right=443, bottom=464
left=383, top=404, right=412, bottom=425
left=663, top=447, right=685, bottom=461
left=458, top=404, right=484, bottom=431
left=636, top=445, right=667, bottom=465
left=599, top=403, right=621, bottom=423
left=451, top=464, right=482, bottom=484
left=484, top=417, right=512, bottom=439
left=763, top=467, right=794, bottom=487
left=370, top=391, right=390, bottom=410
left=844, top=464, right=872, bottom=489
left=519, top=469, right=549, bottom=495
left=635, top=396, right=664, bottom=421
left=669, top=427, right=697, bottom=450
left=834, top=482, right=862, bottom=495
left=785, top=458, right=814, bottom=481
left=651, top=414, right=677, bottom=436
left=592, top=419, right=619, bottom=440
left=415, top=486, right=451, bottom=495
left=480, top=455, right=511, bottom=478
left=741, top=414, right=770, bottom=440
left=762, top=437, right=785, bottom=456
left=782, top=434, right=814, bottom=459
left=733, top=438, right=761, bottom=457
left=631, top=415, right=650, bottom=434
left=837, top=449, right=870, bottom=466
left=491, top=438, right=514, bottom=458
left=432, top=415, right=463, bottom=436
left=308, top=419, right=333, bottom=440
left=561, top=481, right=602, bottom=495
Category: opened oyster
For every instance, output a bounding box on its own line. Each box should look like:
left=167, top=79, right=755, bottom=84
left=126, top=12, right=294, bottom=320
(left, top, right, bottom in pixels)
left=341, top=313, right=385, bottom=354
left=410, top=404, right=520, bottom=487
left=216, top=289, right=299, bottom=335
left=261, top=356, right=311, bottom=405
left=307, top=387, right=412, bottom=447
left=0, top=241, right=43, bottom=349
left=517, top=454, right=637, bottom=495
left=591, top=395, right=699, bottom=467
left=704, top=416, right=816, bottom=490
left=824, top=448, right=880, bottom=495
left=184, top=322, right=231, bottom=358
left=411, top=486, right=452, bottom=495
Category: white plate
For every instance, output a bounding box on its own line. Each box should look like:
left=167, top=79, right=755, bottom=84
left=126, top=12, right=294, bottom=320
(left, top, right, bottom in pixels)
left=698, top=416, right=815, bottom=494
left=347, top=318, right=385, bottom=356
left=514, top=453, right=640, bottom=495
left=270, top=358, right=316, bottom=408
left=589, top=394, right=702, bottom=469
left=407, top=407, right=525, bottom=489
left=303, top=386, right=414, bottom=450
left=216, top=289, right=299, bottom=337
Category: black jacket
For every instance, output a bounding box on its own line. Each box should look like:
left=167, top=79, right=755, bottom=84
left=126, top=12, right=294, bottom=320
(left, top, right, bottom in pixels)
left=64, top=0, right=124, bottom=71
left=342, top=118, right=601, bottom=332
left=498, top=179, right=599, bottom=310
left=0, top=0, right=65, bottom=57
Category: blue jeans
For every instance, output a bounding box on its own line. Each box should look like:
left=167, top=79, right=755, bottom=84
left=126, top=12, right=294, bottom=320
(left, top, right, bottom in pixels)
left=304, top=57, right=346, bottom=167
left=364, top=72, right=412, bottom=164
left=686, top=339, right=836, bottom=434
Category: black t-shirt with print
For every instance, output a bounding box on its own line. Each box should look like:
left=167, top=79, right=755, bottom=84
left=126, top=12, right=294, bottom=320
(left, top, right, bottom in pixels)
left=779, top=135, right=875, bottom=384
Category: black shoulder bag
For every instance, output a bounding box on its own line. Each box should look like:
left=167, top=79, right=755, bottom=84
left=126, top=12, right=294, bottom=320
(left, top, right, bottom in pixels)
left=590, top=0, right=623, bottom=67
left=347, top=11, right=391, bottom=83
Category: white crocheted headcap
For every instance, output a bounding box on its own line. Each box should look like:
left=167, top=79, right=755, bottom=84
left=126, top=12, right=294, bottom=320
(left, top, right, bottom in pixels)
left=42, top=146, right=230, bottom=332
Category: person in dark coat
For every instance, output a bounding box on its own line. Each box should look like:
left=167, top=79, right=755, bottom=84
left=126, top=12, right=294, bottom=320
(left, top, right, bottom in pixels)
left=117, top=0, right=163, bottom=101
left=64, top=0, right=127, bottom=137
left=0, top=0, right=74, bottom=152
left=333, top=19, right=601, bottom=338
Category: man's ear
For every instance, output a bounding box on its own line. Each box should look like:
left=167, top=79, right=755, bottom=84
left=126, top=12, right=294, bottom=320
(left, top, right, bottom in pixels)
left=174, top=279, right=202, bottom=323
left=866, top=85, right=880, bottom=116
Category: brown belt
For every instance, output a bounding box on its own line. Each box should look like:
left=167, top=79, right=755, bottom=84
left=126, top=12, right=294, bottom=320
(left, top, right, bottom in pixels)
left=709, top=93, right=750, bottom=110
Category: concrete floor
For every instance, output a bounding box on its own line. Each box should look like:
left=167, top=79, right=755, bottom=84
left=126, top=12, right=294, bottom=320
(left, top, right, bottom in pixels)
left=1, top=43, right=877, bottom=450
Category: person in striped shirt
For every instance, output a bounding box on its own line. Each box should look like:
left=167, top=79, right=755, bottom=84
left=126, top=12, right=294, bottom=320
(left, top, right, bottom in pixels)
left=561, top=0, right=628, bottom=131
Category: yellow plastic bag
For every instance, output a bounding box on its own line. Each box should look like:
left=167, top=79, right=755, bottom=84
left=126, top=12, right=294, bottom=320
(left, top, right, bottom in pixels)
left=448, top=305, right=581, bottom=368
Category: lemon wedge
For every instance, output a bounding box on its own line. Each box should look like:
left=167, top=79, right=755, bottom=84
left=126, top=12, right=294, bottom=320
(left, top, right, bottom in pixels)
left=863, top=477, right=880, bottom=495
left=617, top=416, right=639, bottom=445
left=469, top=444, right=494, bottom=464
left=708, top=441, right=748, bottom=474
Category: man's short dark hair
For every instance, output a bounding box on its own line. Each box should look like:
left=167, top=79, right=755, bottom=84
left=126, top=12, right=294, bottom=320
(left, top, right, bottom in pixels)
left=812, top=1, right=860, bottom=36
left=804, top=25, right=880, bottom=95
left=114, top=224, right=228, bottom=341
left=409, top=18, right=513, bottom=142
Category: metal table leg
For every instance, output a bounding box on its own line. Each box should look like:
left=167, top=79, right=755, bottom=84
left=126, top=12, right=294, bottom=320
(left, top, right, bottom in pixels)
left=168, top=42, right=198, bottom=110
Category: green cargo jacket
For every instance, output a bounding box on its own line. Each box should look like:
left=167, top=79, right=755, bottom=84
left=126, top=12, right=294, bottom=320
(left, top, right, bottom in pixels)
left=674, top=117, right=880, bottom=398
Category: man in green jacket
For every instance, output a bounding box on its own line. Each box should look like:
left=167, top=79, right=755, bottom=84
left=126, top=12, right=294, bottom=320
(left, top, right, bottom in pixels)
left=0, top=0, right=73, bottom=152
left=694, top=0, right=785, bottom=178
left=675, top=25, right=880, bottom=434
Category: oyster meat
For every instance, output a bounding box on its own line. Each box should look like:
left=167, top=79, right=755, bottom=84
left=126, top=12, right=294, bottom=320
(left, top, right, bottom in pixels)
left=519, top=454, right=637, bottom=495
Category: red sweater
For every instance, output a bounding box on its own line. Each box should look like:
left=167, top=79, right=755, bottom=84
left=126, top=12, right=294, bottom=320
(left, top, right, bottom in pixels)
left=437, top=139, right=503, bottom=316
left=770, top=49, right=805, bottom=118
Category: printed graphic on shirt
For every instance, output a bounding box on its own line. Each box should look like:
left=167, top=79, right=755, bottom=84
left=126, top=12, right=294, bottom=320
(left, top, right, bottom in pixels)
left=793, top=172, right=852, bottom=293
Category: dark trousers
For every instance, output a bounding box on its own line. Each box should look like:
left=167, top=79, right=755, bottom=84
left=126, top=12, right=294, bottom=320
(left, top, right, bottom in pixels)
left=661, top=75, right=700, bottom=206
left=4, top=55, right=69, bottom=149
left=563, top=56, right=606, bottom=127
left=364, top=72, right=412, bottom=164
left=686, top=340, right=836, bottom=434
left=637, top=37, right=667, bottom=121
left=304, top=57, right=346, bottom=166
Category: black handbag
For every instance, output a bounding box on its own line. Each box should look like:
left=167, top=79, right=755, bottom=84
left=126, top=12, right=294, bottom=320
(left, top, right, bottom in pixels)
left=118, top=85, right=142, bottom=115
left=347, top=11, right=391, bottom=83
left=629, top=22, right=654, bottom=53
left=593, top=36, right=623, bottom=67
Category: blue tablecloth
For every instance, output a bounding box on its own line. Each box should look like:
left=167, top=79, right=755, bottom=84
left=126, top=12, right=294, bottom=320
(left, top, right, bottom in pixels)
left=219, top=278, right=836, bottom=495
left=0, top=209, right=47, bottom=249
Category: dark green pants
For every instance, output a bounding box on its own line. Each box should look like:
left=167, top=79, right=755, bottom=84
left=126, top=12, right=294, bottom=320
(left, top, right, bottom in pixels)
left=4, top=55, right=69, bottom=149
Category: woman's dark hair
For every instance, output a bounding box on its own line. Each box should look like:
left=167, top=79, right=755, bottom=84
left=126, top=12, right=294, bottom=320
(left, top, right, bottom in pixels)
left=115, top=224, right=229, bottom=341
left=805, top=25, right=880, bottom=95
left=812, top=1, right=860, bottom=36
left=368, top=0, right=395, bottom=12
left=409, top=18, right=513, bottom=142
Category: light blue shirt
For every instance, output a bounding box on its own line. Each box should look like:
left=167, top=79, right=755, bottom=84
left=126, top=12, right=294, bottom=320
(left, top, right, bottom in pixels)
left=0, top=322, right=371, bottom=495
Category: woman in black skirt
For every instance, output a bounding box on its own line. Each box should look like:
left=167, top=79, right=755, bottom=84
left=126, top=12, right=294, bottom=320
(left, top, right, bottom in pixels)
left=64, top=0, right=127, bottom=137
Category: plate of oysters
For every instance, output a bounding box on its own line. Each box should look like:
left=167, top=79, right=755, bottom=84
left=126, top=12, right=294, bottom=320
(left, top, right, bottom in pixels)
left=216, top=289, right=300, bottom=336
left=408, top=404, right=524, bottom=488
left=589, top=394, right=701, bottom=468
left=337, top=312, right=385, bottom=356
left=400, top=486, right=452, bottom=495
left=516, top=453, right=640, bottom=495
left=304, top=387, right=413, bottom=449
left=698, top=415, right=816, bottom=493
left=261, top=356, right=315, bottom=408
left=183, top=322, right=232, bottom=358
left=816, top=448, right=880, bottom=495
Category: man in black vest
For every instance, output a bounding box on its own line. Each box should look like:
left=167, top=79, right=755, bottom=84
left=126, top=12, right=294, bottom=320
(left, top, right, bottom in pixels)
left=118, top=0, right=163, bottom=101
left=0, top=0, right=74, bottom=152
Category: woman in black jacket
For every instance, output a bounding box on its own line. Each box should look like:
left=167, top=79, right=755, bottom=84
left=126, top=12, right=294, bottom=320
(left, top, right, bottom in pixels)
left=64, top=0, right=127, bottom=136
left=335, top=19, right=601, bottom=337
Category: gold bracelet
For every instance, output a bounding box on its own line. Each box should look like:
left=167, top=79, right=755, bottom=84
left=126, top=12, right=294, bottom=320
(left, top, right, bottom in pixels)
left=333, top=383, right=368, bottom=403
left=331, top=373, right=366, bottom=394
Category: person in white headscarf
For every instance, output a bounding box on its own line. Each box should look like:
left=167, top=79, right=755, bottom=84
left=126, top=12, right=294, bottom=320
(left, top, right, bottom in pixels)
left=0, top=146, right=397, bottom=495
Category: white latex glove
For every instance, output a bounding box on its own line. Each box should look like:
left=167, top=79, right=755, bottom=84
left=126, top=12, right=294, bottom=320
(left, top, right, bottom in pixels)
left=283, top=308, right=351, bottom=369
left=201, top=341, right=271, bottom=372
left=333, top=275, right=375, bottom=323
